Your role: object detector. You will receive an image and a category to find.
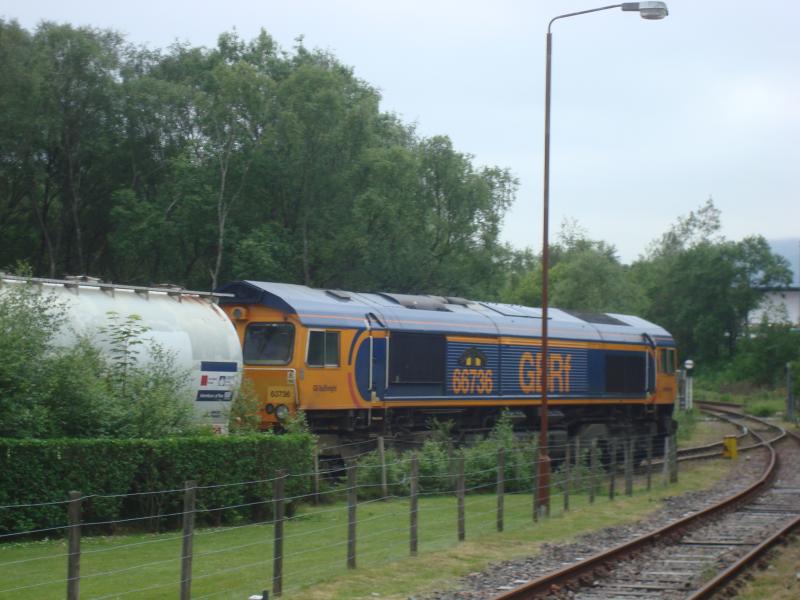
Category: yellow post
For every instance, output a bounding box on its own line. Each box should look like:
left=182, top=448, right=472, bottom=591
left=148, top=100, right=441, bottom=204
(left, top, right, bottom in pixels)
left=723, top=435, right=738, bottom=459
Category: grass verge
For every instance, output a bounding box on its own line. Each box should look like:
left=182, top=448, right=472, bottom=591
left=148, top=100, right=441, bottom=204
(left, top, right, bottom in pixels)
left=0, top=458, right=735, bottom=600
left=697, top=386, right=789, bottom=419
left=735, top=537, right=800, bottom=600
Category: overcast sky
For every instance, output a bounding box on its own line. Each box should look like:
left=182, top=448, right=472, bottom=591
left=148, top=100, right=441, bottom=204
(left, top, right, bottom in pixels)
left=4, top=0, right=799, bottom=264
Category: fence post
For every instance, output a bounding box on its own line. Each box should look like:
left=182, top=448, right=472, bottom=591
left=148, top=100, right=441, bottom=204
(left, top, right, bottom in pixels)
left=662, top=436, right=670, bottom=486
left=574, top=437, right=581, bottom=496
left=608, top=440, right=617, bottom=501
left=447, top=440, right=455, bottom=489
left=347, top=461, right=357, bottom=569
left=787, top=362, right=796, bottom=422
left=272, top=471, right=286, bottom=597
left=670, top=433, right=679, bottom=484
left=313, top=444, right=320, bottom=505
left=497, top=448, right=505, bottom=532
left=378, top=436, right=389, bottom=500
left=646, top=434, right=653, bottom=492
left=67, top=491, right=82, bottom=600
left=589, top=439, right=597, bottom=504
left=563, top=438, right=570, bottom=512
left=624, top=437, right=633, bottom=496
left=180, top=481, right=196, bottom=600
left=532, top=444, right=539, bottom=522
left=457, top=455, right=465, bottom=542
left=410, top=453, right=419, bottom=556
left=543, top=437, right=551, bottom=518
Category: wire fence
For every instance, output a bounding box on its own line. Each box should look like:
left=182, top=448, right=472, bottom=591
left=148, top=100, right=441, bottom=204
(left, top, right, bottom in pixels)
left=0, top=431, right=682, bottom=599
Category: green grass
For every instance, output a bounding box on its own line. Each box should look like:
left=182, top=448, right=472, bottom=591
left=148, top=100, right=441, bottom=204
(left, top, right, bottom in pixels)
left=674, top=406, right=699, bottom=441
left=697, top=386, right=787, bottom=418
left=735, top=540, right=800, bottom=600
left=0, top=458, right=735, bottom=600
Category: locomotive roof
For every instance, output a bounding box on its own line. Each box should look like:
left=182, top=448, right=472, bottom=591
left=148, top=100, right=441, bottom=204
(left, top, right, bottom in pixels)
left=216, top=280, right=674, bottom=346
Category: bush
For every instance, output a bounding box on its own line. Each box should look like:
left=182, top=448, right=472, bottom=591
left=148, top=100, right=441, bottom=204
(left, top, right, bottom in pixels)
left=674, top=407, right=698, bottom=441
left=354, top=412, right=539, bottom=500
left=0, top=284, right=200, bottom=438
left=715, top=321, right=800, bottom=388
left=0, top=433, right=314, bottom=536
left=747, top=402, right=777, bottom=418
left=228, top=379, right=263, bottom=433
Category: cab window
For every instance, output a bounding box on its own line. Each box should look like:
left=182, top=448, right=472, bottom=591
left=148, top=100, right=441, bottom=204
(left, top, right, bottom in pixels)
left=307, top=331, right=340, bottom=367
left=243, top=323, right=294, bottom=365
left=659, top=348, right=676, bottom=373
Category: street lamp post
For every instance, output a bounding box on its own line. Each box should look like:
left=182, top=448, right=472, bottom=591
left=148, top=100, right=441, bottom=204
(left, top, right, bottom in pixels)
left=537, top=1, right=668, bottom=517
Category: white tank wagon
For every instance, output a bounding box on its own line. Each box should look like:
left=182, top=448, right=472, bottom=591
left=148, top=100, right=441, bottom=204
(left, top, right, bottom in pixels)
left=0, top=275, right=243, bottom=433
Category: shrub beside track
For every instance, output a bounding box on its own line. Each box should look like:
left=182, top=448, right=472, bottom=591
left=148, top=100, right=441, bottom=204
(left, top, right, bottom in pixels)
left=0, top=434, right=314, bottom=536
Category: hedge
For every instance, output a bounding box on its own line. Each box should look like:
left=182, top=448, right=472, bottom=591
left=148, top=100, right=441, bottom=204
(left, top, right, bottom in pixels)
left=0, top=433, right=314, bottom=537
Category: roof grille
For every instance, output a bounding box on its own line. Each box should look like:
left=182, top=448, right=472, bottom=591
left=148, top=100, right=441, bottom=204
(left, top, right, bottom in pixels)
left=378, top=293, right=450, bottom=312
left=480, top=302, right=540, bottom=318
left=326, top=289, right=352, bottom=301
left=445, top=296, right=471, bottom=306
left=561, top=309, right=629, bottom=326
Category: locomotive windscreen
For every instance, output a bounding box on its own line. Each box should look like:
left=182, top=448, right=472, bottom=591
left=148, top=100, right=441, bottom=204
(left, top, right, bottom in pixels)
left=243, top=323, right=294, bottom=364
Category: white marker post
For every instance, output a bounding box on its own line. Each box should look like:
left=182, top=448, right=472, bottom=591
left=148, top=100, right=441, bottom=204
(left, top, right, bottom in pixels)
left=684, top=359, right=695, bottom=410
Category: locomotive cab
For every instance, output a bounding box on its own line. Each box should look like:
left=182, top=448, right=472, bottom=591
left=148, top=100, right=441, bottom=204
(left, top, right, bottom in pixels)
left=239, top=318, right=299, bottom=425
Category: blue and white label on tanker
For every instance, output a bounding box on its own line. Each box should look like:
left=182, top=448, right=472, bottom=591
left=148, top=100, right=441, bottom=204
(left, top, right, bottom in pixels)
left=196, top=361, right=239, bottom=402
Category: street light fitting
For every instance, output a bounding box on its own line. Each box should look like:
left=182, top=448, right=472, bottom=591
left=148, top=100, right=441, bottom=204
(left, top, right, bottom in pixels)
left=622, top=2, right=669, bottom=20
left=538, top=0, right=668, bottom=518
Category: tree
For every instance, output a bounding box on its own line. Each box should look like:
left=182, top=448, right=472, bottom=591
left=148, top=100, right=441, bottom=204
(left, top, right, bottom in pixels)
left=31, top=23, right=126, bottom=275
left=0, top=21, right=129, bottom=277
left=549, top=221, right=645, bottom=313
left=497, top=221, right=644, bottom=314
left=2, top=23, right=521, bottom=298
left=264, top=44, right=382, bottom=287
left=497, top=246, right=540, bottom=306
left=632, top=199, right=792, bottom=363
left=727, top=319, right=800, bottom=387
left=195, top=36, right=275, bottom=289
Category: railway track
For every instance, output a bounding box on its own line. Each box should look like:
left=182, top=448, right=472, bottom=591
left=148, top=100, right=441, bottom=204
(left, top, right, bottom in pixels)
left=672, top=414, right=747, bottom=463
left=491, top=403, right=800, bottom=600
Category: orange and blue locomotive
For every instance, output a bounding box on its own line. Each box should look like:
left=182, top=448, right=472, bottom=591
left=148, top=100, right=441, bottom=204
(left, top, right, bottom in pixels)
left=217, top=281, right=677, bottom=446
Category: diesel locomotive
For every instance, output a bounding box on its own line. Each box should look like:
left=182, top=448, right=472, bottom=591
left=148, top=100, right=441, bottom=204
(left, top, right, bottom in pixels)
left=216, top=280, right=678, bottom=446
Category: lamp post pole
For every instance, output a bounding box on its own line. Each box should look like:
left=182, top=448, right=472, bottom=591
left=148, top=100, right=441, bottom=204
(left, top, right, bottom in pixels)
left=537, top=1, right=668, bottom=517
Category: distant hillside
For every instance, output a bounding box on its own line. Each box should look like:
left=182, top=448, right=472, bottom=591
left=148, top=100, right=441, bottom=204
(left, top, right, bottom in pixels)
left=769, top=238, right=800, bottom=286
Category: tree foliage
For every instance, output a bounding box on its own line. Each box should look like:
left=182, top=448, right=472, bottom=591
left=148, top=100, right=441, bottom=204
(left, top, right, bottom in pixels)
left=498, top=221, right=644, bottom=314
left=0, top=22, right=515, bottom=299
left=1, top=20, right=795, bottom=401
left=630, top=199, right=791, bottom=364
left=725, top=320, right=800, bottom=387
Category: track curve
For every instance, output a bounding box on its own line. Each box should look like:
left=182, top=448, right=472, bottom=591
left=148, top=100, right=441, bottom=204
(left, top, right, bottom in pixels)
left=490, top=404, right=797, bottom=600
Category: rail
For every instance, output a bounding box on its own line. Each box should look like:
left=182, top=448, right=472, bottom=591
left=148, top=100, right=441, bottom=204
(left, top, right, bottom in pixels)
left=685, top=420, right=800, bottom=600
left=492, top=403, right=787, bottom=600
